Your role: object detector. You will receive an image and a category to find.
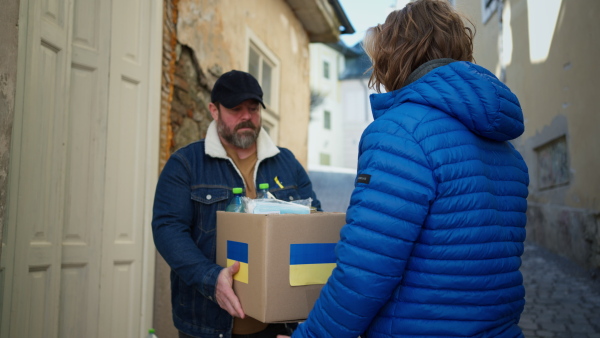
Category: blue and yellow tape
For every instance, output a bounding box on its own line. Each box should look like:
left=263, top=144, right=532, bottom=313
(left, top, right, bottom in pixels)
left=289, top=243, right=336, bottom=286
left=227, top=241, right=337, bottom=286
left=227, top=240, right=249, bottom=283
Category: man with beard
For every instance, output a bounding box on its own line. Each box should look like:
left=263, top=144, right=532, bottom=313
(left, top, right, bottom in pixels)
left=152, top=70, right=321, bottom=338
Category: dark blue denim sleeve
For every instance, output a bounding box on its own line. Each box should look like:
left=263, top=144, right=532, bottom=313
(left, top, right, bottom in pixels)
left=151, top=152, right=222, bottom=300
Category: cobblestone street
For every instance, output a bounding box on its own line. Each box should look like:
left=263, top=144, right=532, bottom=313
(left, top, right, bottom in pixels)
left=520, top=241, right=600, bottom=338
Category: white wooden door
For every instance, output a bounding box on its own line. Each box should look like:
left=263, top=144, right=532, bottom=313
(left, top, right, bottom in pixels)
left=3, top=0, right=75, bottom=336
left=99, top=0, right=155, bottom=337
left=0, top=0, right=161, bottom=337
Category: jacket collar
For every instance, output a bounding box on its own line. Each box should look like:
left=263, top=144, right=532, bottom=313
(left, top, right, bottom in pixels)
left=403, top=58, right=456, bottom=87
left=205, top=120, right=280, bottom=161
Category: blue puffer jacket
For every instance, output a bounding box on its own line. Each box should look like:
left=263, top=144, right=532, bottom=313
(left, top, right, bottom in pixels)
left=293, top=60, right=529, bottom=338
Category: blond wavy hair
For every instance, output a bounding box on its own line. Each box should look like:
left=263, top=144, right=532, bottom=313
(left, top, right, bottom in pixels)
left=363, top=0, right=475, bottom=93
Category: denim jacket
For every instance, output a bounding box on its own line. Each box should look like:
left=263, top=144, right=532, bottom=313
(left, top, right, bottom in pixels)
left=152, top=121, right=321, bottom=338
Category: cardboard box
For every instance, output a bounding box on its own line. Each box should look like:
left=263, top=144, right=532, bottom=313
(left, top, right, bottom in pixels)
left=216, top=211, right=346, bottom=323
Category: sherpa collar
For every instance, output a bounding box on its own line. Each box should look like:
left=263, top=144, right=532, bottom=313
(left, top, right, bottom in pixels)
left=204, top=120, right=280, bottom=161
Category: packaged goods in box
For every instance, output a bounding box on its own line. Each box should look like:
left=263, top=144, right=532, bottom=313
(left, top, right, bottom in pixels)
left=216, top=211, right=346, bottom=323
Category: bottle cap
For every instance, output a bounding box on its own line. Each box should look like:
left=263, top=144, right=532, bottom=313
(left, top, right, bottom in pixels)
left=232, top=187, right=243, bottom=194
left=149, top=328, right=156, bottom=334
left=259, top=183, right=269, bottom=189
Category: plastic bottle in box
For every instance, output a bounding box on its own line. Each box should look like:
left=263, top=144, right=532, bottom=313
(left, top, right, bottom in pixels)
left=225, top=187, right=244, bottom=212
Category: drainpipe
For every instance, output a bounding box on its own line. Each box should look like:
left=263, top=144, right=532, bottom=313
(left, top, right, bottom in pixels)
left=359, top=77, right=370, bottom=122
left=498, top=0, right=506, bottom=83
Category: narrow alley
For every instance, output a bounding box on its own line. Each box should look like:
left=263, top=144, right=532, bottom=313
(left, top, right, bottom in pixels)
left=520, top=241, right=600, bottom=337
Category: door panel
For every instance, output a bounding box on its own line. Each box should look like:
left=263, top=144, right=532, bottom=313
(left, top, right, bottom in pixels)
left=58, top=0, right=110, bottom=336
left=99, top=0, right=151, bottom=337
left=8, top=0, right=72, bottom=336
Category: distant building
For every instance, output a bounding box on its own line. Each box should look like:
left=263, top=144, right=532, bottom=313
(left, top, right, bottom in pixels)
left=339, top=42, right=375, bottom=169
left=308, top=43, right=346, bottom=168
left=308, top=41, right=374, bottom=170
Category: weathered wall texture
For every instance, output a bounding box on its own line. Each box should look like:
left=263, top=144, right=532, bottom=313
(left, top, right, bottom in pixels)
left=170, top=44, right=212, bottom=152
left=457, top=0, right=600, bottom=272
left=526, top=203, right=599, bottom=269
left=154, top=1, right=180, bottom=337
left=176, top=0, right=312, bottom=165
left=0, top=0, right=20, bottom=259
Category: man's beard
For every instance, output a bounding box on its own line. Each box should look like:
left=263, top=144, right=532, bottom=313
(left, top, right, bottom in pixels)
left=217, top=114, right=261, bottom=149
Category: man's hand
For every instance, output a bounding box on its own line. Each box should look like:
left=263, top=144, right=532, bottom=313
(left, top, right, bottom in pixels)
left=216, top=261, right=245, bottom=318
left=276, top=336, right=290, bottom=338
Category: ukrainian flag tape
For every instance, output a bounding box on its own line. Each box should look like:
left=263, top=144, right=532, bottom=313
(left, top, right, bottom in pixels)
left=289, top=243, right=336, bottom=286
left=227, top=240, right=248, bottom=284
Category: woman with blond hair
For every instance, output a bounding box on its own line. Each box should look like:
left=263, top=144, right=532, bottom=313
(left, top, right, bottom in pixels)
left=284, top=0, right=529, bottom=337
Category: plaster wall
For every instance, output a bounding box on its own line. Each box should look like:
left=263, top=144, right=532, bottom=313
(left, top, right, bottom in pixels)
left=454, top=1, right=501, bottom=73
left=510, top=1, right=599, bottom=211
left=456, top=0, right=600, bottom=270
left=510, top=0, right=600, bottom=271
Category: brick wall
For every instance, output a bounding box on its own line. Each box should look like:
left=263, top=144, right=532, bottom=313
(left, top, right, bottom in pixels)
left=170, top=44, right=213, bottom=152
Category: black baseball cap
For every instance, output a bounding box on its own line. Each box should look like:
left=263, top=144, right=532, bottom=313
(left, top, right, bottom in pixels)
left=211, top=70, right=266, bottom=109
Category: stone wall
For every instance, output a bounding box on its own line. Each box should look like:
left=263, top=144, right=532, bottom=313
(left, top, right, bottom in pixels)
left=170, top=44, right=213, bottom=151
left=0, top=0, right=20, bottom=259
left=153, top=3, right=235, bottom=337
left=153, top=0, right=179, bottom=336
left=154, top=1, right=219, bottom=335
left=159, top=0, right=177, bottom=170
left=526, top=203, right=600, bottom=275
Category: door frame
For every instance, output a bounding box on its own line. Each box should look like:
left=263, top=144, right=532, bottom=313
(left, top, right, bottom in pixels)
left=140, top=0, right=163, bottom=334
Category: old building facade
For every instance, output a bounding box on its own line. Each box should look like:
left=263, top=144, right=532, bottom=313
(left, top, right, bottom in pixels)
left=455, top=0, right=600, bottom=273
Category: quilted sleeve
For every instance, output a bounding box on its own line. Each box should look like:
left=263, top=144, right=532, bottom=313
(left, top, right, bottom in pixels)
left=293, top=119, right=437, bottom=338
